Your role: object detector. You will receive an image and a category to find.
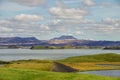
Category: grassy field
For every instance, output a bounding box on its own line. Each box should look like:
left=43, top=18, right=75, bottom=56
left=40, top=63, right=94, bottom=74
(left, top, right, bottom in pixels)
left=5, top=60, right=120, bottom=71
left=58, top=53, right=120, bottom=62
left=5, top=60, right=53, bottom=71
left=0, top=68, right=120, bottom=80
left=0, top=53, right=120, bottom=80
left=4, top=53, right=120, bottom=71
left=57, top=53, right=120, bottom=71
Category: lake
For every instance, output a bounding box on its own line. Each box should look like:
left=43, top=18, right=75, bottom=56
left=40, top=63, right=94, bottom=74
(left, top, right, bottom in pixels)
left=0, top=49, right=120, bottom=61
left=79, top=70, right=120, bottom=77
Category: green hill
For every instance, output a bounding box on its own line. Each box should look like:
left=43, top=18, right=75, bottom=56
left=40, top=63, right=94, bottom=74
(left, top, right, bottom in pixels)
left=59, top=53, right=120, bottom=62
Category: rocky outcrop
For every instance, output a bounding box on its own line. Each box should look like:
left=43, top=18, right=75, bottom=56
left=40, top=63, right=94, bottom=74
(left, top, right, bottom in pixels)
left=51, top=62, right=78, bottom=72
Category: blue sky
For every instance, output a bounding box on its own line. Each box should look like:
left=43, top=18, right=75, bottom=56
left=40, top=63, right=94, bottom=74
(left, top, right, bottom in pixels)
left=0, top=0, right=120, bottom=40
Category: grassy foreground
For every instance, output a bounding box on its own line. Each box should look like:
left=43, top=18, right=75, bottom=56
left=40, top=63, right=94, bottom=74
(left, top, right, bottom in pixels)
left=0, top=53, right=120, bottom=80
left=0, top=68, right=120, bottom=80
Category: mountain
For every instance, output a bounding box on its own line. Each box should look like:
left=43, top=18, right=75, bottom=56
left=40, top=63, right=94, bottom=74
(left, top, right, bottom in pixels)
left=0, top=36, right=120, bottom=46
left=48, top=35, right=95, bottom=45
left=51, top=35, right=77, bottom=40
left=48, top=35, right=79, bottom=44
left=48, top=36, right=120, bottom=46
left=0, top=37, right=39, bottom=43
left=0, top=37, right=47, bottom=46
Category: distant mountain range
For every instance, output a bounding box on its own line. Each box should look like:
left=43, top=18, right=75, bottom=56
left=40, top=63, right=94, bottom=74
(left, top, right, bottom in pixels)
left=0, top=35, right=120, bottom=46
left=0, top=37, right=45, bottom=46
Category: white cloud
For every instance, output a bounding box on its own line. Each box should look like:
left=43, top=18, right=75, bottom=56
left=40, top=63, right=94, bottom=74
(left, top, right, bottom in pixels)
left=0, top=26, right=13, bottom=32
left=84, top=22, right=120, bottom=34
left=0, top=15, right=50, bottom=37
left=14, top=14, right=44, bottom=21
left=9, top=0, right=46, bottom=6
left=49, top=7, right=87, bottom=19
left=0, top=20, right=11, bottom=24
left=83, top=0, right=96, bottom=6
left=40, top=24, right=50, bottom=30
left=76, top=31, right=83, bottom=35
left=115, top=23, right=119, bottom=27
left=51, top=19, right=61, bottom=25
left=103, top=17, right=120, bottom=23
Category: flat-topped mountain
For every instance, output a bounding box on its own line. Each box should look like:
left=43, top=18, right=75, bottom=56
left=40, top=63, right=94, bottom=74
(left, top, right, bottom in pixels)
left=49, top=35, right=79, bottom=44
left=51, top=35, right=77, bottom=40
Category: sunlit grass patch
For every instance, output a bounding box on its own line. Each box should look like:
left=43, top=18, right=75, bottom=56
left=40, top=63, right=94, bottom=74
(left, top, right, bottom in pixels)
left=0, top=68, right=120, bottom=80
left=5, top=60, right=53, bottom=71
left=65, top=62, right=120, bottom=71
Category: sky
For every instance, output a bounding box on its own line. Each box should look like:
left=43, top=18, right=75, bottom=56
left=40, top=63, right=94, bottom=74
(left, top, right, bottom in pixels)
left=0, top=0, right=120, bottom=41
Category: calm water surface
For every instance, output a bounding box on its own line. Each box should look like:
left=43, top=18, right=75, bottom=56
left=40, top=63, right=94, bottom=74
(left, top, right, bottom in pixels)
left=79, top=70, right=120, bottom=77
left=0, top=49, right=120, bottom=61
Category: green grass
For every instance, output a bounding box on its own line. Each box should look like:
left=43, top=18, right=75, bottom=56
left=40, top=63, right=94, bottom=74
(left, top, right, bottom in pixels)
left=10, top=59, right=52, bottom=63
left=4, top=53, right=120, bottom=71
left=0, top=53, right=120, bottom=80
left=5, top=60, right=53, bottom=71
left=58, top=53, right=120, bottom=62
left=0, top=68, right=120, bottom=80
left=32, top=46, right=61, bottom=49
left=31, top=46, right=102, bottom=49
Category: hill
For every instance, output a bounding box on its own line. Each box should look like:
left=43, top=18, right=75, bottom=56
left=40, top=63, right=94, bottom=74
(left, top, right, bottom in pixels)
left=47, top=36, right=120, bottom=47
left=0, top=35, right=120, bottom=47
left=59, top=53, right=120, bottom=62
left=0, top=37, right=47, bottom=46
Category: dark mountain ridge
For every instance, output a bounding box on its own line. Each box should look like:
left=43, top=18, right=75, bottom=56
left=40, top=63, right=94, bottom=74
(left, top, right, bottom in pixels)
left=0, top=36, right=120, bottom=46
left=0, top=37, right=39, bottom=43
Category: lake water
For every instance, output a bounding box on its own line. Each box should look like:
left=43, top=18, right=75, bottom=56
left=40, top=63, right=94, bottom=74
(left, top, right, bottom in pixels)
left=79, top=70, right=120, bottom=77
left=0, top=49, right=120, bottom=61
